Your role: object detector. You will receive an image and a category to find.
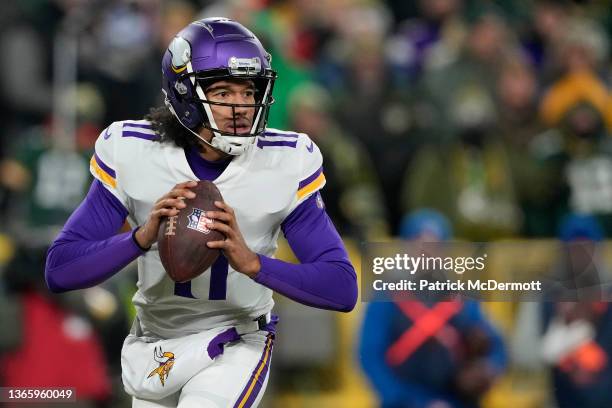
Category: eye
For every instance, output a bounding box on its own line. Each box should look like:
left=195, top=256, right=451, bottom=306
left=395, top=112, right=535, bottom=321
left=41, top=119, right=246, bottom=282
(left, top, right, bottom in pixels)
left=217, top=91, right=229, bottom=98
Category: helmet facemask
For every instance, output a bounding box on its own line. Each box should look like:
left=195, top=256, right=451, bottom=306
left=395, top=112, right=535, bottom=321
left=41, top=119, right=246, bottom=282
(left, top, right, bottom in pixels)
left=191, top=71, right=276, bottom=155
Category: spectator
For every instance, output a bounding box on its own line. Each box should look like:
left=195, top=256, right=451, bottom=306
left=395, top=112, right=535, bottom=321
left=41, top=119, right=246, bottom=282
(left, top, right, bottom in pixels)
left=78, top=0, right=161, bottom=123
left=288, top=82, right=389, bottom=239
left=320, top=4, right=414, bottom=229
left=514, top=214, right=612, bottom=408
left=359, top=209, right=506, bottom=408
left=388, top=0, right=466, bottom=82
left=519, top=0, right=570, bottom=80
left=416, top=11, right=513, bottom=144
left=531, top=99, right=612, bottom=235
left=494, top=53, right=551, bottom=236
left=0, top=83, right=104, bottom=246
left=539, top=17, right=611, bottom=130
left=401, top=75, right=521, bottom=240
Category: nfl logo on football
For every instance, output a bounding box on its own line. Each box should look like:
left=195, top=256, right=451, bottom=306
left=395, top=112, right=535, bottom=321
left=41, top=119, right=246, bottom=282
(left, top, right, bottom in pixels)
left=187, top=208, right=212, bottom=234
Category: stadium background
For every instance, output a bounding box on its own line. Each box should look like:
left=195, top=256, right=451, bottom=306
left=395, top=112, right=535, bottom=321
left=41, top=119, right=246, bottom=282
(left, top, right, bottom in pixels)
left=1, top=0, right=612, bottom=407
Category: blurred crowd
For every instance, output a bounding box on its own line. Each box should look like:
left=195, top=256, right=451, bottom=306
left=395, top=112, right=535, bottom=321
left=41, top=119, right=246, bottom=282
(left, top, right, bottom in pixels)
left=2, top=0, right=612, bottom=407
left=5, top=0, right=612, bottom=240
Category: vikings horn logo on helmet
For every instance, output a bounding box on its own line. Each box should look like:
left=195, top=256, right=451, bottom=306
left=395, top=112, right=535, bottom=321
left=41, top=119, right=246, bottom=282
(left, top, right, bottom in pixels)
left=168, top=36, right=191, bottom=74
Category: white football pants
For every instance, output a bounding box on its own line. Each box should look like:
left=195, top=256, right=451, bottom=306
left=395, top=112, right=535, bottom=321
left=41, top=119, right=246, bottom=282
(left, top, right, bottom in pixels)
left=127, top=330, right=273, bottom=408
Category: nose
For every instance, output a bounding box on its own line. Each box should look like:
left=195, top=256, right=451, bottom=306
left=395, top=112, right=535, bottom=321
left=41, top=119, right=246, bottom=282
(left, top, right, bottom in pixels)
left=232, top=97, right=253, bottom=116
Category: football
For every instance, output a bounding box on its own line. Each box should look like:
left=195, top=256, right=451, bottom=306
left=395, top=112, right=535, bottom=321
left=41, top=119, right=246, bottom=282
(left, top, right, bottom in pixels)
left=158, top=180, right=225, bottom=283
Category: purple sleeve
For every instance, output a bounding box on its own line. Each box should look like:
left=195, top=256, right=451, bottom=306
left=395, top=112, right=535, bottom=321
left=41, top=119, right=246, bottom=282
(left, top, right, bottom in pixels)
left=254, top=193, right=357, bottom=312
left=45, top=180, right=144, bottom=293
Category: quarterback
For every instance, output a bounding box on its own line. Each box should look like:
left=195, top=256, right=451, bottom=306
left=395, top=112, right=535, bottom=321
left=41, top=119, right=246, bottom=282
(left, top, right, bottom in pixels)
left=45, top=18, right=357, bottom=408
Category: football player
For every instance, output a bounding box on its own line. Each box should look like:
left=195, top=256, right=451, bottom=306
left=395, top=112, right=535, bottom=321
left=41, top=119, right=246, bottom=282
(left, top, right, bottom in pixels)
left=45, top=18, right=357, bottom=408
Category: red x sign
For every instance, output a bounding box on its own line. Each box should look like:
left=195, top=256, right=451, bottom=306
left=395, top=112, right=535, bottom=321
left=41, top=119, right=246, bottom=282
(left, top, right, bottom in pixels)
left=386, top=299, right=463, bottom=366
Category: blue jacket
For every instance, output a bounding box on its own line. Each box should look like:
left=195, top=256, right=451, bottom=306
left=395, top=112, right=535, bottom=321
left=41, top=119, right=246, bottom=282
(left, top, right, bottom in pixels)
left=359, top=299, right=506, bottom=408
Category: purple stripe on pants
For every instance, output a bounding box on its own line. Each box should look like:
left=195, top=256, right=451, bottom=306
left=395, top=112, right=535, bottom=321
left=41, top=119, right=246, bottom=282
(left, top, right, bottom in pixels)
left=233, top=333, right=274, bottom=408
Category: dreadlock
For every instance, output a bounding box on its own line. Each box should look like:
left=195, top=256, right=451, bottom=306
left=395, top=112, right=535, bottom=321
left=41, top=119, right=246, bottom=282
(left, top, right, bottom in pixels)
left=145, top=106, right=203, bottom=152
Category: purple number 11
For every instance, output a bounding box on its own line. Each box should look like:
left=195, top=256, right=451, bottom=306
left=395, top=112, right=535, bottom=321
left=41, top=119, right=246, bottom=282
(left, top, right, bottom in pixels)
left=174, top=254, right=228, bottom=300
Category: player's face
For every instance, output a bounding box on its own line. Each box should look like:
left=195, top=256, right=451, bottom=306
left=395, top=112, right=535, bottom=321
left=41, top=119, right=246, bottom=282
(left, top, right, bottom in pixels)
left=204, top=79, right=256, bottom=135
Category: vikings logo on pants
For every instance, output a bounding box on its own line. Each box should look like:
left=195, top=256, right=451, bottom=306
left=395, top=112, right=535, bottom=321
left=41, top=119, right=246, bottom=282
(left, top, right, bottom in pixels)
left=147, top=347, right=175, bottom=386
left=122, top=314, right=277, bottom=404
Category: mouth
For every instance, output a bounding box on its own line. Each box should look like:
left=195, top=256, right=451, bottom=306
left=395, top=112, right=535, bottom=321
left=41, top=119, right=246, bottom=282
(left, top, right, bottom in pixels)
left=224, top=120, right=252, bottom=135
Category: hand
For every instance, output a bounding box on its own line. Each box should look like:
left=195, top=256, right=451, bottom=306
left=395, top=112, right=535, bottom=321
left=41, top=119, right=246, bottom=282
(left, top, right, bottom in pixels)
left=558, top=302, right=597, bottom=323
left=454, top=359, right=495, bottom=398
left=205, top=201, right=261, bottom=278
left=135, top=181, right=197, bottom=249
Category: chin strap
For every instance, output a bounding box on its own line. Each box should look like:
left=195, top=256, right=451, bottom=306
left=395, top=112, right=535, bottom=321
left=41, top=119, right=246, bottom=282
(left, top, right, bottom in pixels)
left=210, top=133, right=254, bottom=155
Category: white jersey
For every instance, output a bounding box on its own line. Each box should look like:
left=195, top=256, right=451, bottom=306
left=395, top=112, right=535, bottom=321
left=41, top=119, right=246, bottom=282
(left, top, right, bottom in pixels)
left=90, top=120, right=325, bottom=339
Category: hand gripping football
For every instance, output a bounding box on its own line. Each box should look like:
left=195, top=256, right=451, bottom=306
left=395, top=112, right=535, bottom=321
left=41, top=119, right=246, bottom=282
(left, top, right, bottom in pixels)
left=158, top=181, right=225, bottom=282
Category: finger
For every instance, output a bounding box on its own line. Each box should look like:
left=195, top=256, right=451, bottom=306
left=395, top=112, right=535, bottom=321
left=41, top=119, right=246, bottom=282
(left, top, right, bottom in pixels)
left=170, top=188, right=196, bottom=199
left=174, top=180, right=198, bottom=189
left=207, top=240, right=227, bottom=249
left=158, top=188, right=195, bottom=203
left=214, top=201, right=234, bottom=215
left=207, top=220, right=232, bottom=237
left=206, top=211, right=232, bottom=223
left=153, top=207, right=180, bottom=219
left=155, top=198, right=187, bottom=210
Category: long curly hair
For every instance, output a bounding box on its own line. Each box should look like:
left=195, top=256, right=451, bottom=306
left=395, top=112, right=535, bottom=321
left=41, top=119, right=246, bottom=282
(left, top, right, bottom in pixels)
left=144, top=106, right=202, bottom=152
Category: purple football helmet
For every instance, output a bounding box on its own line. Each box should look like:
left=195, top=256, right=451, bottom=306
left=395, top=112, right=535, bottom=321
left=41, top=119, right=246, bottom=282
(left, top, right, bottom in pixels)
left=162, top=18, right=276, bottom=155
